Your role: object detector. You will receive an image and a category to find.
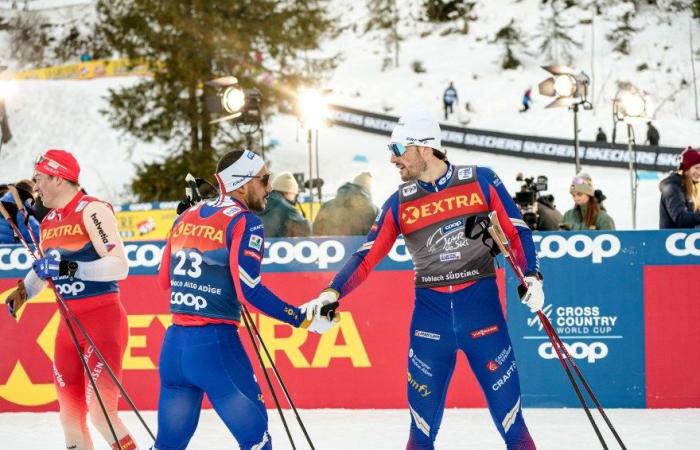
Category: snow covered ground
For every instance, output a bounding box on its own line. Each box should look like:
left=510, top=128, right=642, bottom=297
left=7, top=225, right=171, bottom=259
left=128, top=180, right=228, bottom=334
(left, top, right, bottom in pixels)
left=1, top=408, right=697, bottom=449
left=0, top=77, right=668, bottom=230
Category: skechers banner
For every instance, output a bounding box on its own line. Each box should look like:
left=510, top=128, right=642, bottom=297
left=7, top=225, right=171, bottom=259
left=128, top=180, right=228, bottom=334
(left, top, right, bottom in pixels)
left=0, top=230, right=698, bottom=412
left=329, top=105, right=682, bottom=172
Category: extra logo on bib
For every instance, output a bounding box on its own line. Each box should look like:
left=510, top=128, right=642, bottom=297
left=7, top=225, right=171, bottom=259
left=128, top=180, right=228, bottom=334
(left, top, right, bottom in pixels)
left=399, top=183, right=487, bottom=234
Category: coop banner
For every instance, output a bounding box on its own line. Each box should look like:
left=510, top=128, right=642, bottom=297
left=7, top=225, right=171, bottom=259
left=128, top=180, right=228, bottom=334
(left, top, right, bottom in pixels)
left=1, top=232, right=698, bottom=412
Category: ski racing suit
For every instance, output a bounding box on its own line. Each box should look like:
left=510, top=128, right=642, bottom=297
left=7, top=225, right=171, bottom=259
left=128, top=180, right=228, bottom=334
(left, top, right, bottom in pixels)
left=154, top=196, right=306, bottom=450
left=328, top=163, right=538, bottom=449
left=22, top=191, right=135, bottom=450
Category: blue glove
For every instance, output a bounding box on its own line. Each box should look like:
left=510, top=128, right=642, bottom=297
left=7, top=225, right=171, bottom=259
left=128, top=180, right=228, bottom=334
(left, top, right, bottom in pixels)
left=32, top=256, right=61, bottom=279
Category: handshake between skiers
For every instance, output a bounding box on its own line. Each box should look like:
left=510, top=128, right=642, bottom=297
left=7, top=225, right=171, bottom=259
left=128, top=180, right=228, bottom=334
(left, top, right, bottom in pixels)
left=298, top=290, right=340, bottom=334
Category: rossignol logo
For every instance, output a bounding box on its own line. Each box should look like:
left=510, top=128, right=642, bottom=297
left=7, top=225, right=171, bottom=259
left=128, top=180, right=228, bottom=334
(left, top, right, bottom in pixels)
left=665, top=232, right=700, bottom=256
left=533, top=234, right=620, bottom=263
left=471, top=324, right=499, bottom=339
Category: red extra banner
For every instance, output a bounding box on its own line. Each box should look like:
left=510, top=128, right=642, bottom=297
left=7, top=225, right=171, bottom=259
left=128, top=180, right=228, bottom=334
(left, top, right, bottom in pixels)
left=0, top=270, right=506, bottom=412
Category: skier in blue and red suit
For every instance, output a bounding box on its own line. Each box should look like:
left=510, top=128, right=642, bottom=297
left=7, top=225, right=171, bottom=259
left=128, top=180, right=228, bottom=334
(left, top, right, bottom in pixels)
left=153, top=150, right=335, bottom=450
left=300, top=112, right=545, bottom=449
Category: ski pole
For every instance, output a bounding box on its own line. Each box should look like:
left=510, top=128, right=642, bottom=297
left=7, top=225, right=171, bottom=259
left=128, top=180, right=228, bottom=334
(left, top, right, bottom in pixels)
left=485, top=211, right=625, bottom=449
left=3, top=189, right=156, bottom=441
left=0, top=200, right=123, bottom=449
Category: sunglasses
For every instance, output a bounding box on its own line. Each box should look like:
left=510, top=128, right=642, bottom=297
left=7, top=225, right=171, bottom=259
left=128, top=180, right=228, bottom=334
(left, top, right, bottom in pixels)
left=230, top=173, right=271, bottom=186
left=35, top=155, right=67, bottom=170
left=388, top=142, right=408, bottom=157
left=388, top=137, right=435, bottom=157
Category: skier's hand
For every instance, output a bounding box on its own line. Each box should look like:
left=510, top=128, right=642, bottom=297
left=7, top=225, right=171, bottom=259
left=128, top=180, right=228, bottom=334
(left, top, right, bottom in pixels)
left=301, top=315, right=339, bottom=334
left=518, top=276, right=544, bottom=313
left=32, top=256, right=61, bottom=279
left=299, top=290, right=338, bottom=321
left=5, top=280, right=27, bottom=318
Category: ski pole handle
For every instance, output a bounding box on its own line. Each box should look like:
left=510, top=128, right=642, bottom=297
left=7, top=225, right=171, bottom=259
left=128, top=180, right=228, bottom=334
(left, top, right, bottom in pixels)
left=319, top=301, right=339, bottom=321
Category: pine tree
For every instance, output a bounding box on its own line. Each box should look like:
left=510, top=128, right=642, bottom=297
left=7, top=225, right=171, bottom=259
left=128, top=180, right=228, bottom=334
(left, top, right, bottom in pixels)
left=8, top=11, right=50, bottom=68
left=536, top=0, right=582, bottom=65
left=366, top=0, right=401, bottom=70
left=96, top=0, right=336, bottom=201
left=422, top=0, right=477, bottom=34
left=606, top=2, right=639, bottom=55
left=493, top=19, right=528, bottom=70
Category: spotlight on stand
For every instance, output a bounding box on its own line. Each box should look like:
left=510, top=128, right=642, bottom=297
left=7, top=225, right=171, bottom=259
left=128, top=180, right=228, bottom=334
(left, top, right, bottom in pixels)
left=205, top=76, right=264, bottom=156
left=205, top=76, right=262, bottom=126
left=612, top=84, right=652, bottom=230
left=295, top=88, right=331, bottom=219
left=538, top=65, right=592, bottom=173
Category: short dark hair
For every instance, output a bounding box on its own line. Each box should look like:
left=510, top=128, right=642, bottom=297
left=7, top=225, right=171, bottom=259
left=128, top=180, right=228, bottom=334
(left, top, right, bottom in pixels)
left=216, top=150, right=246, bottom=174
left=432, top=148, right=447, bottom=161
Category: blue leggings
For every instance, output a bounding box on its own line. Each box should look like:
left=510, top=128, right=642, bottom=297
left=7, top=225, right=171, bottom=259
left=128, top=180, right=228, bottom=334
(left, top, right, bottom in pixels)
left=406, top=278, right=535, bottom=450
left=154, top=324, right=271, bottom=450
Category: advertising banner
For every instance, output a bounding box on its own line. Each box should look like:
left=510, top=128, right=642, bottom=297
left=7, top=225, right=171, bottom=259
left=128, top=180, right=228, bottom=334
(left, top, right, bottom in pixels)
left=1, top=231, right=698, bottom=412
left=329, top=105, right=681, bottom=172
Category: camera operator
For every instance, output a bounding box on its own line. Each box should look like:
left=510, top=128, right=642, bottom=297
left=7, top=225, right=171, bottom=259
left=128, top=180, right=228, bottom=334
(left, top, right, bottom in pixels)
left=512, top=173, right=563, bottom=231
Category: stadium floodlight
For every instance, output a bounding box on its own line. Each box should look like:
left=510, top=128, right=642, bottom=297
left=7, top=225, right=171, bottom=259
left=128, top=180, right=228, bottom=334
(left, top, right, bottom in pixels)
left=538, top=65, right=592, bottom=174
left=612, top=85, right=652, bottom=230
left=205, top=76, right=262, bottom=126
left=296, top=88, right=332, bottom=219
left=297, top=88, right=330, bottom=130
left=613, top=86, right=652, bottom=122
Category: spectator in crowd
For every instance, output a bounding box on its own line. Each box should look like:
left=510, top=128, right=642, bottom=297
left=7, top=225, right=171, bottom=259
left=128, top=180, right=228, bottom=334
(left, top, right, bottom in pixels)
left=442, top=82, right=458, bottom=120
left=595, top=127, right=607, bottom=143
left=0, top=180, right=40, bottom=245
left=519, top=87, right=532, bottom=113
left=560, top=173, right=615, bottom=230
left=257, top=171, right=311, bottom=237
left=646, top=121, right=660, bottom=146
left=659, top=146, right=700, bottom=228
left=312, top=171, right=378, bottom=236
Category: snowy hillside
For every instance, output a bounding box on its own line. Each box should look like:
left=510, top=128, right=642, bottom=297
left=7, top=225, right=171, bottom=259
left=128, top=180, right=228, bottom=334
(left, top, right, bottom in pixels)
left=1, top=0, right=699, bottom=230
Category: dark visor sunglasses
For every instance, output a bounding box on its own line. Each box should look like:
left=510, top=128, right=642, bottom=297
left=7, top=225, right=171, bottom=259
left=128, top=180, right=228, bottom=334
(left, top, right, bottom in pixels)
left=229, top=173, right=271, bottom=186
left=388, top=137, right=435, bottom=157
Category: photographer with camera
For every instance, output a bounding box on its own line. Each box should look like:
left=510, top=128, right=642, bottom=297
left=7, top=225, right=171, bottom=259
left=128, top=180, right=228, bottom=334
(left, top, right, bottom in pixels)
left=512, top=173, right=563, bottom=231
left=560, top=173, right=615, bottom=231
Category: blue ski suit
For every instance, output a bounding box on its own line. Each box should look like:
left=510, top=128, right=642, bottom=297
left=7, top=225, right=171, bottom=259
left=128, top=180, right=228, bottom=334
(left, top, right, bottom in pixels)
left=154, top=196, right=305, bottom=450
left=328, top=163, right=538, bottom=449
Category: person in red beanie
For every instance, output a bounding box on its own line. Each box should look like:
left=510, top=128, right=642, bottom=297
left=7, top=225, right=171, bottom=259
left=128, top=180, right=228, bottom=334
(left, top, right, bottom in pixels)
left=659, top=146, right=700, bottom=228
left=4, top=149, right=138, bottom=449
